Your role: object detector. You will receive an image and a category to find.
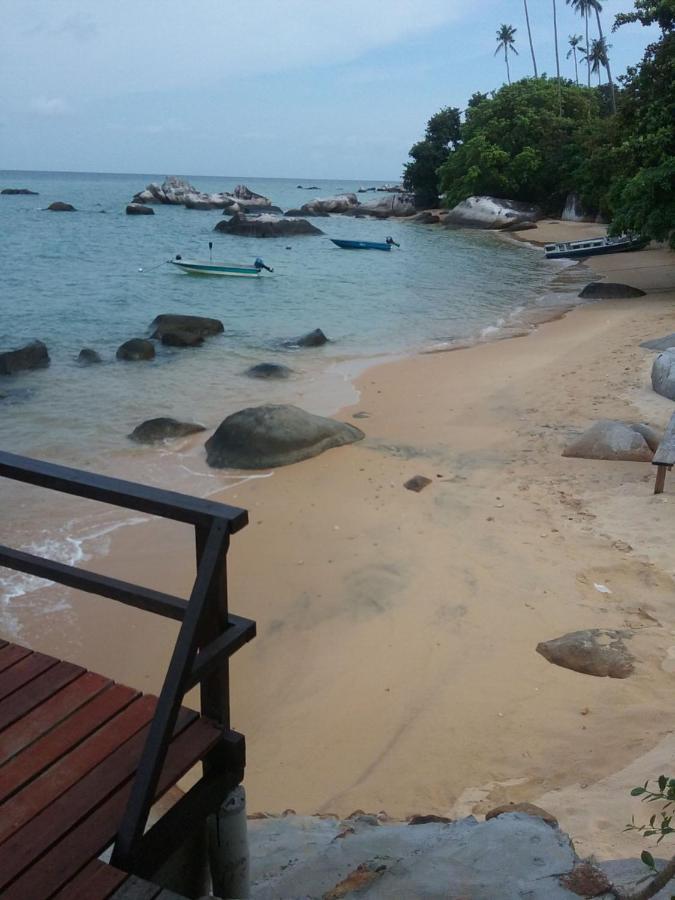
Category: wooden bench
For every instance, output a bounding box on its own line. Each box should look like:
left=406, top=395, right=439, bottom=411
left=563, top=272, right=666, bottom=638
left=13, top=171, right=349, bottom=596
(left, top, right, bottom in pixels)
left=653, top=412, right=675, bottom=493
left=0, top=451, right=256, bottom=897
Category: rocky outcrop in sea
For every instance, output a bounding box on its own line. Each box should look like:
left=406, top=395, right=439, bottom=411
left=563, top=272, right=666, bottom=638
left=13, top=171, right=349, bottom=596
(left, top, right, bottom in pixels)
left=130, top=176, right=275, bottom=213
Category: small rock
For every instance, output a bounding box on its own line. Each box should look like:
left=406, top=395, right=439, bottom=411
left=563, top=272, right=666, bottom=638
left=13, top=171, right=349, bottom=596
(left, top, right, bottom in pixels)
left=536, top=629, right=634, bottom=678
left=150, top=314, right=224, bottom=340
left=0, top=340, right=50, bottom=375
left=408, top=814, right=453, bottom=825
left=404, top=475, right=432, bottom=493
left=126, top=203, right=155, bottom=215
left=47, top=201, right=76, bottom=211
left=244, top=363, right=293, bottom=379
left=116, top=338, right=155, bottom=361
left=563, top=420, right=654, bottom=462
left=291, top=328, right=329, bottom=348
left=652, top=348, right=675, bottom=401
left=128, top=418, right=206, bottom=443
left=485, top=803, right=558, bottom=828
left=352, top=411, right=370, bottom=419
left=77, top=348, right=102, bottom=365
left=579, top=282, right=646, bottom=299
left=323, top=862, right=387, bottom=900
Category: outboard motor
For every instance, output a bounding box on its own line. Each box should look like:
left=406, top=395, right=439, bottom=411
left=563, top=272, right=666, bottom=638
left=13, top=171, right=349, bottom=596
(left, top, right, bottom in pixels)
left=254, top=257, right=274, bottom=273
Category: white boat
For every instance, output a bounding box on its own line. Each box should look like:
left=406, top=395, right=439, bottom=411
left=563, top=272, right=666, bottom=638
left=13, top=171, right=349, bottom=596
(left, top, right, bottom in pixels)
left=544, top=234, right=646, bottom=260
left=169, top=257, right=270, bottom=277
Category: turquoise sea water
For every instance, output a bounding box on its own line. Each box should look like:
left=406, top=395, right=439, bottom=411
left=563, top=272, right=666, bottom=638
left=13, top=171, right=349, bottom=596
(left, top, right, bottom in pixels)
left=0, top=170, right=582, bottom=628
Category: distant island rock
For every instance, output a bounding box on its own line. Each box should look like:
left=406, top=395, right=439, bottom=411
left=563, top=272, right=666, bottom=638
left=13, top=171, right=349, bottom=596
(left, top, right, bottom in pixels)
left=0, top=340, right=50, bottom=375
left=205, top=404, right=364, bottom=469
left=445, top=196, right=541, bottom=229
left=1, top=188, right=38, bottom=195
left=214, top=213, right=323, bottom=237
left=47, top=201, right=76, bottom=212
left=130, top=176, right=275, bottom=214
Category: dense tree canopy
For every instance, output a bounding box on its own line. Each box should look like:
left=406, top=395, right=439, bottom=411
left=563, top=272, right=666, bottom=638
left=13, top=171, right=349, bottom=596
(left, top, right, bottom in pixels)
left=403, top=0, right=674, bottom=246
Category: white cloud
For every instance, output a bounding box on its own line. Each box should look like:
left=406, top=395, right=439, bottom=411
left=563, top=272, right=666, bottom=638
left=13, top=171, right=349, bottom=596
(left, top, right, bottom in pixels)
left=30, top=96, right=73, bottom=117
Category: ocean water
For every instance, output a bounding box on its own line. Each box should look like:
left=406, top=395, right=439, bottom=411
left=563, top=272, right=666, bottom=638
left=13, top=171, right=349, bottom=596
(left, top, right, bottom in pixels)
left=0, top=169, right=583, bottom=631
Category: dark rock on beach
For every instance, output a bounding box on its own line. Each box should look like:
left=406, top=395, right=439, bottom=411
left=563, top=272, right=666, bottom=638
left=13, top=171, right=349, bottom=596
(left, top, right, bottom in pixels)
left=214, top=212, right=323, bottom=237
left=129, top=417, right=206, bottom=444
left=47, top=201, right=76, bottom=211
left=160, top=331, right=204, bottom=348
left=652, top=348, right=675, bottom=401
left=244, top=363, right=293, bottom=379
left=562, top=420, right=655, bottom=461
left=126, top=203, right=154, bottom=215
left=578, top=282, right=646, bottom=299
left=205, top=404, right=365, bottom=469
left=1, top=188, right=38, bottom=195
left=149, top=314, right=224, bottom=340
left=536, top=628, right=634, bottom=678
left=77, top=348, right=102, bottom=365
left=116, top=338, right=155, bottom=361
left=404, top=476, right=432, bottom=493
left=0, top=340, right=50, bottom=375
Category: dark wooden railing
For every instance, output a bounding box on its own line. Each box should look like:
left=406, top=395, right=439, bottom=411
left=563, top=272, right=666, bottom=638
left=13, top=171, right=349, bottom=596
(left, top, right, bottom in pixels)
left=0, top=450, right=256, bottom=875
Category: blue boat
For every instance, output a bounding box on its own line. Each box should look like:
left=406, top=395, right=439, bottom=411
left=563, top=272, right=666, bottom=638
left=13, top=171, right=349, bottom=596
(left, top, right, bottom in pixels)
left=331, top=237, right=400, bottom=251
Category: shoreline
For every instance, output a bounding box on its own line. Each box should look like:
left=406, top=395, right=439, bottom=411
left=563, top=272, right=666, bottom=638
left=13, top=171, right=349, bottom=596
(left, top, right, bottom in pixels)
left=7, top=221, right=675, bottom=861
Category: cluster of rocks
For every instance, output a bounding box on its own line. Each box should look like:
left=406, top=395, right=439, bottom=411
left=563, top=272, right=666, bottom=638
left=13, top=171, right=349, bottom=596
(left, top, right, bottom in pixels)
left=129, top=177, right=278, bottom=214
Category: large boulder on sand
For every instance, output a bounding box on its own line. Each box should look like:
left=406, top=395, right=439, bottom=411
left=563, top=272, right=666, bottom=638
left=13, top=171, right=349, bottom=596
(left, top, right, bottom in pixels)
left=149, top=314, right=224, bottom=340
left=562, top=420, right=655, bottom=462
left=536, top=629, right=634, bottom=678
left=129, top=417, right=206, bottom=444
left=205, top=404, right=364, bottom=469
left=215, top=213, right=322, bottom=237
left=652, top=348, right=675, bottom=400
left=641, top=333, right=675, bottom=352
left=445, top=196, right=541, bottom=229
left=116, top=339, right=155, bottom=361
left=0, top=340, right=50, bottom=375
left=579, top=282, right=646, bottom=299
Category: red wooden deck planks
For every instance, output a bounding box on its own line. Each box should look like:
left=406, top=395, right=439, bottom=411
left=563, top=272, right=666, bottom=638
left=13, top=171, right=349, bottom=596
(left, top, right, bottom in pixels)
left=0, top=660, right=86, bottom=734
left=51, top=859, right=128, bottom=900
left=0, top=643, right=32, bottom=675
left=0, top=652, right=59, bottom=702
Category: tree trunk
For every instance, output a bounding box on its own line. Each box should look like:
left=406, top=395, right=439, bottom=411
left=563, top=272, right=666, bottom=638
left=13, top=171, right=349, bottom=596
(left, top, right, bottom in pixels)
left=573, top=49, right=578, bottom=85
left=585, top=10, right=590, bottom=87
left=524, top=0, right=538, bottom=77
left=505, top=45, right=511, bottom=84
left=552, top=0, right=562, bottom=113
left=594, top=6, right=616, bottom=113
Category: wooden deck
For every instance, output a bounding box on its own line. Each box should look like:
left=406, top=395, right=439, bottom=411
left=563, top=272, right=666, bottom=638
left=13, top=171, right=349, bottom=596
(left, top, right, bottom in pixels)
left=0, top=639, right=222, bottom=899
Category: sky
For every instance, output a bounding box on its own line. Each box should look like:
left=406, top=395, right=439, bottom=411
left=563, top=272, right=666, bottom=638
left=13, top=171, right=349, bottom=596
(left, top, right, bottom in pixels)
left=0, top=1, right=660, bottom=180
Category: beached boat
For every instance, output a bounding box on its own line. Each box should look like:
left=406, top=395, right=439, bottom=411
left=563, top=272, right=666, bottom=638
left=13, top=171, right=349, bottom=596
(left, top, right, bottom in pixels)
left=544, top=234, right=646, bottom=260
left=169, top=255, right=272, bottom=277
left=331, top=238, right=400, bottom=251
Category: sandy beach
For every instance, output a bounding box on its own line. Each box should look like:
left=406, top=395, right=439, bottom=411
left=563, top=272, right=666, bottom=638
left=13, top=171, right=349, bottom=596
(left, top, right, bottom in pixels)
left=14, top=220, right=675, bottom=860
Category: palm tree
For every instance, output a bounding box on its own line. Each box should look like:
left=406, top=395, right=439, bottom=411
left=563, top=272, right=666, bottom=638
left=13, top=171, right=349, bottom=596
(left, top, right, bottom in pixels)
left=588, top=0, right=616, bottom=113
left=566, top=34, right=583, bottom=84
left=566, top=0, right=592, bottom=87
left=582, top=37, right=609, bottom=85
left=552, top=0, right=562, bottom=113
left=523, top=0, right=538, bottom=77
left=494, top=24, right=518, bottom=84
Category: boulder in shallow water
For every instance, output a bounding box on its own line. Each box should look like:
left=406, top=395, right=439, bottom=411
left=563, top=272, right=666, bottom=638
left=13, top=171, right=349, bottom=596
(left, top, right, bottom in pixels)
left=536, top=629, right=634, bottom=678
left=205, top=404, right=364, bottom=469
left=129, top=417, right=206, bottom=443
left=0, top=340, right=50, bottom=375
left=126, top=203, right=154, bottom=215
left=244, top=363, right=293, bottom=379
left=77, top=348, right=102, bottom=365
left=562, top=420, right=654, bottom=461
left=578, top=282, right=646, bottom=299
left=286, top=328, right=329, bottom=348
left=215, top=212, right=323, bottom=237
left=149, top=314, right=224, bottom=339
left=445, top=196, right=541, bottom=229
left=116, top=338, right=155, bottom=361
left=160, top=330, right=204, bottom=348
left=652, top=348, right=675, bottom=401
left=47, top=201, right=76, bottom=211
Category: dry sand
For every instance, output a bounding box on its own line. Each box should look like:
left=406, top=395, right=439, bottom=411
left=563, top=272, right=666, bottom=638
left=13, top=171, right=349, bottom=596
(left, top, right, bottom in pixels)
left=14, top=221, right=675, bottom=860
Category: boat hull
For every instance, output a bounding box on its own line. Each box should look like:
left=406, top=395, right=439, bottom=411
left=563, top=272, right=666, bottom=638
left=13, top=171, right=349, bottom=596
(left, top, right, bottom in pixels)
left=170, top=260, right=261, bottom=277
left=544, top=238, right=646, bottom=260
left=331, top=239, right=392, bottom=251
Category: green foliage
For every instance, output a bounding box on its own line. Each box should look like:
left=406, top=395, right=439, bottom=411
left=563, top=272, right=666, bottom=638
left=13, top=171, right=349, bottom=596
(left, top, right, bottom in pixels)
left=403, top=107, right=461, bottom=207
left=610, top=159, right=675, bottom=247
left=613, top=0, right=675, bottom=30
left=438, top=77, right=598, bottom=212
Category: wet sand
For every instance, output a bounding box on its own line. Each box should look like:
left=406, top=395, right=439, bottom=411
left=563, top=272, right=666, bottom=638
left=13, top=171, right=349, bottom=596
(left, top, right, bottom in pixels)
left=13, top=221, right=675, bottom=859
